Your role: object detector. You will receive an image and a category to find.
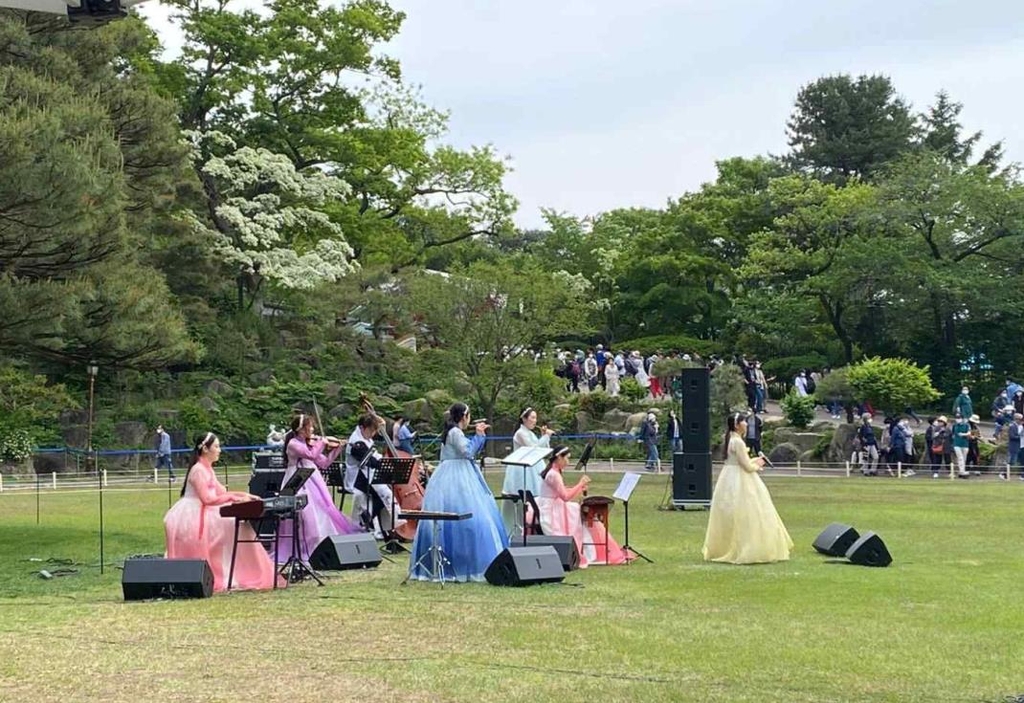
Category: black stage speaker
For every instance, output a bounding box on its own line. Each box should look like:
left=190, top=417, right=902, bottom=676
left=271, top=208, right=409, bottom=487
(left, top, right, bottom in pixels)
left=122, top=558, right=213, bottom=601
left=485, top=546, right=565, bottom=586
left=845, top=531, right=892, bottom=567
left=309, top=534, right=382, bottom=571
left=680, top=368, right=711, bottom=452
left=813, top=523, right=860, bottom=557
left=525, top=535, right=580, bottom=571
left=672, top=452, right=713, bottom=504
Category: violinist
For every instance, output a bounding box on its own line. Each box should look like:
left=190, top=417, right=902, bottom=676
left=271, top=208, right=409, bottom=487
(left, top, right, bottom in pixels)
left=276, top=414, right=362, bottom=564
left=345, top=414, right=406, bottom=539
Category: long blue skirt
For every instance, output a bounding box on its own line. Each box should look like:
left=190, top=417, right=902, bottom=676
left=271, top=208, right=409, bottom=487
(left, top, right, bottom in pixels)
left=408, top=458, right=509, bottom=582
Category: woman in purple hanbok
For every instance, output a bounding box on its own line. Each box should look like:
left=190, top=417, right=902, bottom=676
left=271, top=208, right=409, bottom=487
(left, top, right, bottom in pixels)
left=276, top=414, right=363, bottom=563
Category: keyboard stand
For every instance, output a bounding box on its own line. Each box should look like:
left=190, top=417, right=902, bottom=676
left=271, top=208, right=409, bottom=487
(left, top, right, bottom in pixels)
left=399, top=511, right=472, bottom=588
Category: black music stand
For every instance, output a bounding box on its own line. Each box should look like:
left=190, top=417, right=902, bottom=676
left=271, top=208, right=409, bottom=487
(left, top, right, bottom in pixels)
left=501, top=446, right=553, bottom=546
left=373, top=456, right=416, bottom=555
left=277, top=467, right=324, bottom=585
left=613, top=472, right=652, bottom=564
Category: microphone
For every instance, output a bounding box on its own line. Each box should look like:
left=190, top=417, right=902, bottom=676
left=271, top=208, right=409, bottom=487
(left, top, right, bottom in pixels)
left=757, top=451, right=775, bottom=470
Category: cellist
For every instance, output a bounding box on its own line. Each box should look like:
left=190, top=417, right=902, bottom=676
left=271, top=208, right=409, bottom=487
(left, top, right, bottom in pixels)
left=345, top=414, right=406, bottom=539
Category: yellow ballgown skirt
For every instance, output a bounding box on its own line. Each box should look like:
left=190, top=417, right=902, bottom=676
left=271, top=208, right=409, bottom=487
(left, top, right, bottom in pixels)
left=702, top=435, right=793, bottom=564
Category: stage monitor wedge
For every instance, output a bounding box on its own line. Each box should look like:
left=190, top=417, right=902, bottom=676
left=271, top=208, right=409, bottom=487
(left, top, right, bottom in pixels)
left=310, top=534, right=382, bottom=571
left=845, top=531, right=892, bottom=567
left=813, top=523, right=860, bottom=557
left=122, top=558, right=213, bottom=601
left=485, top=546, right=565, bottom=586
left=524, top=535, right=580, bottom=571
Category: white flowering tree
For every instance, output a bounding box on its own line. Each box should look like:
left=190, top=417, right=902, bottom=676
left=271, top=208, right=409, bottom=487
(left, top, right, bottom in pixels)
left=184, top=131, right=357, bottom=309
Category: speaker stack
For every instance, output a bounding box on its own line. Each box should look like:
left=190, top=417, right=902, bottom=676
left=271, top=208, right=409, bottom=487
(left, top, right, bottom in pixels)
left=673, top=367, right=712, bottom=509
left=812, top=523, right=892, bottom=567
left=122, top=558, right=214, bottom=601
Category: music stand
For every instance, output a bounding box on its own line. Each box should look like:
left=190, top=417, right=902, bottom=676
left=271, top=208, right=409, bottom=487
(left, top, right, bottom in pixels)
left=613, top=472, right=652, bottom=563
left=372, top=456, right=417, bottom=554
left=277, top=467, right=324, bottom=585
left=501, top=445, right=553, bottom=546
left=572, top=440, right=595, bottom=475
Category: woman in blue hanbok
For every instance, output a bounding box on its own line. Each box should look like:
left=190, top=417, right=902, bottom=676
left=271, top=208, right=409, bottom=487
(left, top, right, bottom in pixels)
left=408, top=403, right=509, bottom=582
left=500, top=407, right=554, bottom=538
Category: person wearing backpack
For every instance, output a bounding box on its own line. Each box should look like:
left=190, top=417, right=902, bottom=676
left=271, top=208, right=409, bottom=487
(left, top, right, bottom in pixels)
left=804, top=369, right=817, bottom=395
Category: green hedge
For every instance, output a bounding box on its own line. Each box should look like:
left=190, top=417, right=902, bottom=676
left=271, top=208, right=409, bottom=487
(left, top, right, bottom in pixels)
left=611, top=334, right=723, bottom=357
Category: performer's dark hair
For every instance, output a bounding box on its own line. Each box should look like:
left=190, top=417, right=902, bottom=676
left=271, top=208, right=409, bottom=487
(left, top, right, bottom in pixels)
left=183, top=432, right=217, bottom=496
left=357, top=413, right=378, bottom=431
left=540, top=445, right=570, bottom=479
left=441, top=403, right=469, bottom=444
left=722, top=413, right=744, bottom=460
left=519, top=407, right=534, bottom=422
left=281, top=413, right=312, bottom=463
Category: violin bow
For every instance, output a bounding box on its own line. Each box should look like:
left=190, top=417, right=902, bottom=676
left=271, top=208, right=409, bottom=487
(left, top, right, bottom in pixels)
left=312, top=396, right=325, bottom=439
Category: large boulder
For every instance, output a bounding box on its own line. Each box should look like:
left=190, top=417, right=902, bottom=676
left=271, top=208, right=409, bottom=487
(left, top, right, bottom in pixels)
left=386, top=383, right=413, bottom=399
left=323, top=382, right=343, bottom=401
left=403, top=398, right=433, bottom=425
left=768, top=443, right=800, bottom=466
left=204, top=379, right=234, bottom=397
left=328, top=403, right=354, bottom=420
left=601, top=408, right=633, bottom=432
left=248, top=369, right=274, bottom=387
left=113, top=421, right=149, bottom=472
left=198, top=397, right=219, bottom=413
left=826, top=423, right=861, bottom=463
left=772, top=426, right=827, bottom=455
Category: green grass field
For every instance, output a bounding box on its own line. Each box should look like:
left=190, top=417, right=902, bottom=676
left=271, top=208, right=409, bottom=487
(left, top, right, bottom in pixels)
left=0, top=473, right=1021, bottom=703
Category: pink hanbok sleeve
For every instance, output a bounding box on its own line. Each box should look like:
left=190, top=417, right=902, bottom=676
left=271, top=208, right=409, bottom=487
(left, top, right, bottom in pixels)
left=287, top=438, right=343, bottom=469
left=545, top=470, right=586, bottom=501
left=188, top=464, right=236, bottom=506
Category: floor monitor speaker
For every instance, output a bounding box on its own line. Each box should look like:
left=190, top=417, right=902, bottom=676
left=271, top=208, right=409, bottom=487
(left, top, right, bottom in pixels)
left=812, top=523, right=861, bottom=557
left=845, top=531, right=892, bottom=567
left=524, top=535, right=580, bottom=571
left=484, top=546, right=565, bottom=586
left=309, top=533, right=383, bottom=571
left=122, top=558, right=213, bottom=601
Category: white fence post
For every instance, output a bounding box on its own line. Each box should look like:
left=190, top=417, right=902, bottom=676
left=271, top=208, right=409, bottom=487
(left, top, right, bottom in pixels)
left=102, top=470, right=108, bottom=488
left=845, top=461, right=851, bottom=478
left=51, top=472, right=57, bottom=490
left=897, top=461, right=902, bottom=478
left=0, top=473, right=3, bottom=492
left=153, top=467, right=159, bottom=483
left=796, top=460, right=801, bottom=476
left=610, top=457, right=614, bottom=473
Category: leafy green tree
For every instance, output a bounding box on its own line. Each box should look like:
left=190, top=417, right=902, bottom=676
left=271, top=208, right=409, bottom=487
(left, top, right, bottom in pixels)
left=405, top=260, right=593, bottom=419
left=920, top=91, right=1003, bottom=172
left=787, top=74, right=917, bottom=182
left=0, top=15, right=199, bottom=369
left=161, top=0, right=516, bottom=297
left=0, top=365, right=78, bottom=445
left=847, top=357, right=941, bottom=416
left=780, top=390, right=816, bottom=429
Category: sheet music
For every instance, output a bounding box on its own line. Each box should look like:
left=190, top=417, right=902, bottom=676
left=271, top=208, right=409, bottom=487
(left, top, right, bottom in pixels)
left=501, top=446, right=553, bottom=466
left=612, top=472, right=642, bottom=502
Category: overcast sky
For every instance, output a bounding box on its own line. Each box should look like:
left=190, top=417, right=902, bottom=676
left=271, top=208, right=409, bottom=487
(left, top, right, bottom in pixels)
left=144, top=1, right=1024, bottom=228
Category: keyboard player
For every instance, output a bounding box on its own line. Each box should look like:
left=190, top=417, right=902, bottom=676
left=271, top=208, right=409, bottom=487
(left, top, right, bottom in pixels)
left=164, top=432, right=278, bottom=592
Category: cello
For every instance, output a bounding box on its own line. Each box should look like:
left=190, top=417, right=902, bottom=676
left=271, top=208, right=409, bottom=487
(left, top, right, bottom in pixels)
left=359, top=393, right=427, bottom=541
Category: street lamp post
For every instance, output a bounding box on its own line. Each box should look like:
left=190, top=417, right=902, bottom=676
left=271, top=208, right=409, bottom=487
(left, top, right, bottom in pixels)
left=87, top=362, right=98, bottom=474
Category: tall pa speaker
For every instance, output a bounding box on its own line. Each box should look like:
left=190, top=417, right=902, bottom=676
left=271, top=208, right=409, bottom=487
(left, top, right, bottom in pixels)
left=680, top=367, right=711, bottom=452
left=485, top=546, right=565, bottom=586
left=845, top=531, right=892, bottom=567
left=525, top=535, right=580, bottom=571
left=672, top=452, right=712, bottom=508
left=122, top=558, right=213, bottom=601
left=812, top=523, right=860, bottom=557
left=309, top=534, right=382, bottom=571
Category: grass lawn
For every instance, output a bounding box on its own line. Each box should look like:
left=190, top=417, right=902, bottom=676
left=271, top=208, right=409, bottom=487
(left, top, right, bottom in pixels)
left=0, top=473, right=1021, bottom=703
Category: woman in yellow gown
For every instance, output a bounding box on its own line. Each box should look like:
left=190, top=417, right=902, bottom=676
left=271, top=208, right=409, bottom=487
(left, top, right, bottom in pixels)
left=702, top=413, right=793, bottom=564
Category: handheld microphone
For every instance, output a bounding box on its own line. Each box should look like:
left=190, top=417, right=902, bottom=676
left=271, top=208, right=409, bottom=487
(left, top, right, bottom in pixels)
left=757, top=451, right=775, bottom=470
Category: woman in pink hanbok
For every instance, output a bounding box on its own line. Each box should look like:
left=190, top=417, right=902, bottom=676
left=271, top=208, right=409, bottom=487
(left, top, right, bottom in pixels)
left=164, top=433, right=277, bottom=592
left=535, top=446, right=631, bottom=566
left=275, top=414, right=362, bottom=563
